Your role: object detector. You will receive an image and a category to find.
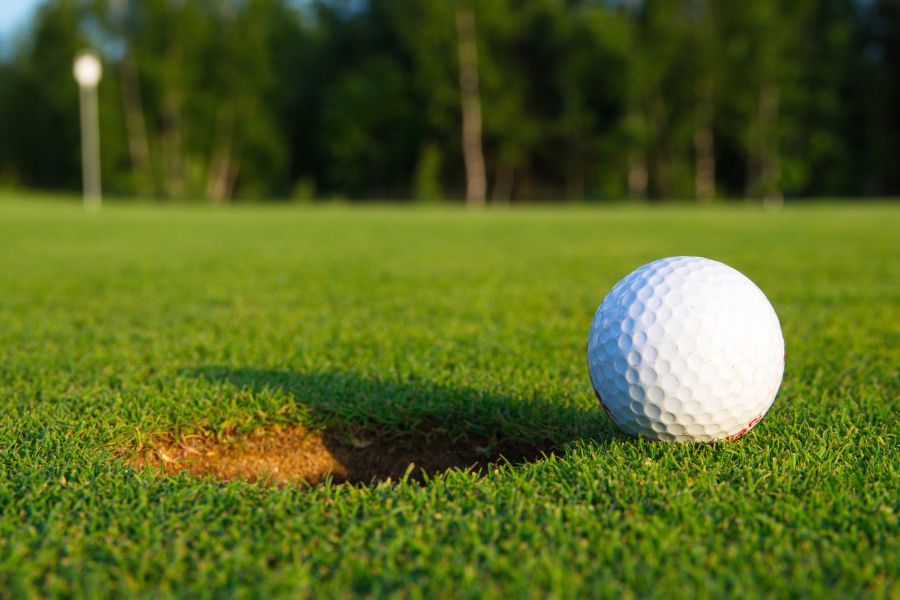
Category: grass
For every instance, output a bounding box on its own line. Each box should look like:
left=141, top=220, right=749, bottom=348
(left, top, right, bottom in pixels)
left=0, top=195, right=897, bottom=598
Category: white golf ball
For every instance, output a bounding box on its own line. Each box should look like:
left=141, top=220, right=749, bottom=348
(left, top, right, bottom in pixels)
left=587, top=256, right=784, bottom=442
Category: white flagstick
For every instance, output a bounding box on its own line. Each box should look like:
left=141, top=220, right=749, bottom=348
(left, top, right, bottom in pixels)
left=73, top=51, right=103, bottom=211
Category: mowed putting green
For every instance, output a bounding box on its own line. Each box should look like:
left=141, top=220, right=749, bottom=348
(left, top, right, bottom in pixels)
left=0, top=196, right=897, bottom=597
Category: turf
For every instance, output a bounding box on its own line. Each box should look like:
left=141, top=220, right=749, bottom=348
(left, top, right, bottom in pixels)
left=0, top=195, right=897, bottom=598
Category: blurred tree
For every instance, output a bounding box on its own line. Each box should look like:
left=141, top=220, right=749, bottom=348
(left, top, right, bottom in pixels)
left=98, top=0, right=153, bottom=197
left=692, top=0, right=717, bottom=202
left=0, top=0, right=84, bottom=189
left=862, top=0, right=900, bottom=194
left=456, top=3, right=487, bottom=206
left=0, top=0, right=896, bottom=201
left=391, top=0, right=459, bottom=200
left=119, top=0, right=289, bottom=200
left=309, top=1, right=422, bottom=198
left=561, top=3, right=632, bottom=200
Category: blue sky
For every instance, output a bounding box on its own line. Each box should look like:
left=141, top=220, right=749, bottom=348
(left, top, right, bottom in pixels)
left=0, top=0, right=44, bottom=38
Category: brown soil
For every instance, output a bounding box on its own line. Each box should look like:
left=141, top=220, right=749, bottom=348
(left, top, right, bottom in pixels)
left=129, top=425, right=552, bottom=486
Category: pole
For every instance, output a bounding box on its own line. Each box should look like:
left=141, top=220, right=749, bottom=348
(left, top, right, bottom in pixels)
left=73, top=51, right=103, bottom=211
left=79, top=84, right=102, bottom=210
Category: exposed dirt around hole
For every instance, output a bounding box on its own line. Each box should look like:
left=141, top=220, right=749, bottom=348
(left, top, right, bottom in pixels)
left=130, top=425, right=553, bottom=485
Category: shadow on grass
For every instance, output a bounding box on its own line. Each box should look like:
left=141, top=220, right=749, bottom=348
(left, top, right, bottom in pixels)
left=164, top=366, right=616, bottom=484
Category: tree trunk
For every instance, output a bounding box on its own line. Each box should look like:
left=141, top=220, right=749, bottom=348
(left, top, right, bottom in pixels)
left=456, top=5, right=487, bottom=207
left=119, top=52, right=152, bottom=196
left=492, top=163, right=514, bottom=204
left=205, top=106, right=237, bottom=203
left=693, top=78, right=715, bottom=201
left=693, top=125, right=715, bottom=202
left=110, top=0, right=152, bottom=196
left=749, top=85, right=782, bottom=206
left=161, top=92, right=183, bottom=198
left=651, top=94, right=675, bottom=200
left=161, top=42, right=184, bottom=199
left=565, top=135, right=585, bottom=200
left=628, top=153, right=648, bottom=200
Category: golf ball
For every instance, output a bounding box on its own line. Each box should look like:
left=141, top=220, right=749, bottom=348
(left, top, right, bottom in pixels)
left=587, top=256, right=784, bottom=442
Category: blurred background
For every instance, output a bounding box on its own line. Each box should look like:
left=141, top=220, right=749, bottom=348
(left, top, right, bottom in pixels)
left=0, top=0, right=897, bottom=204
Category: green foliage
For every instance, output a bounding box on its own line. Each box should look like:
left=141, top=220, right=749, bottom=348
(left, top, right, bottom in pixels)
left=0, top=0, right=897, bottom=200
left=291, top=177, right=317, bottom=202
left=0, top=197, right=896, bottom=596
left=414, top=142, right=443, bottom=202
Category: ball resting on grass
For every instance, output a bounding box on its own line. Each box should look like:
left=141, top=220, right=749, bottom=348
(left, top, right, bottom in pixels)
left=587, top=256, right=785, bottom=442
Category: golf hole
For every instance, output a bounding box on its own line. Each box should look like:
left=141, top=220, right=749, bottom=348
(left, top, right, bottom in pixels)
left=130, top=425, right=553, bottom=486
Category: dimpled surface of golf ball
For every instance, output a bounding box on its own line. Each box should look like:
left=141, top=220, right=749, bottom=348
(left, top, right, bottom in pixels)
left=587, top=256, right=784, bottom=442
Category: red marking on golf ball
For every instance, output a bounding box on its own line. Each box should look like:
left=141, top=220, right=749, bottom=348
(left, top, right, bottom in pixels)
left=593, top=386, right=615, bottom=419
left=725, top=414, right=763, bottom=441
